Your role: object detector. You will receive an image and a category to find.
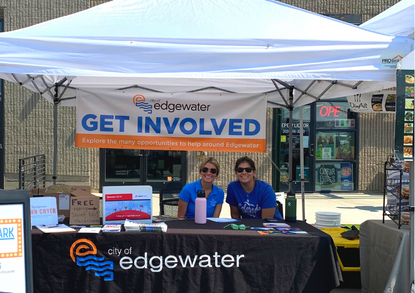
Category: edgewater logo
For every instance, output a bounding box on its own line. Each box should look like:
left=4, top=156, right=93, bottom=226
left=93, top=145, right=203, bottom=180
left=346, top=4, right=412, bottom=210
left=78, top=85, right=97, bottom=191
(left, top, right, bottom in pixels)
left=133, top=95, right=212, bottom=114
left=133, top=94, right=152, bottom=114
left=70, top=239, right=114, bottom=281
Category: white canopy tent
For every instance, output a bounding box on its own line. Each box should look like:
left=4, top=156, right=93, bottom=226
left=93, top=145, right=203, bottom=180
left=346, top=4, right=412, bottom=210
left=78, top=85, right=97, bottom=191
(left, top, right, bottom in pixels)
left=0, top=0, right=412, bottom=105
left=0, top=0, right=412, bottom=191
left=359, top=0, right=414, bottom=290
left=361, top=0, right=414, bottom=38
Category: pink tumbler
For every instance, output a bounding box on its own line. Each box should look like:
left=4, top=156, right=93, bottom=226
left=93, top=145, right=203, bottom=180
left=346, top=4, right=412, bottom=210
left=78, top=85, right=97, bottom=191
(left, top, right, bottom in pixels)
left=195, top=190, right=207, bottom=224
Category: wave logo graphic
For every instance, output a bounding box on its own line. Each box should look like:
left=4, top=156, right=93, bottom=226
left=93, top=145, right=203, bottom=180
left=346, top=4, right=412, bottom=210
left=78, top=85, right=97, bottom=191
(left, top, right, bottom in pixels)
left=70, top=239, right=114, bottom=281
left=133, top=94, right=152, bottom=114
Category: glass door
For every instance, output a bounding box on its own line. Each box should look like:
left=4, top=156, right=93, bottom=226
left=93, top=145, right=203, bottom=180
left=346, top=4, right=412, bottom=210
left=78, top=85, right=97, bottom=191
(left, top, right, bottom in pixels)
left=145, top=150, right=184, bottom=191
left=314, top=101, right=358, bottom=192
left=101, top=149, right=185, bottom=192
left=277, top=106, right=314, bottom=192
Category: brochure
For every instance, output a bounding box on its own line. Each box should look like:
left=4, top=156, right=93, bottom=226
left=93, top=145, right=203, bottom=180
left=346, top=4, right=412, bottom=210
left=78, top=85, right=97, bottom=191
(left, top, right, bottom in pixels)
left=78, top=227, right=102, bottom=234
left=102, top=224, right=122, bottom=233
left=277, top=227, right=309, bottom=235
left=263, top=223, right=291, bottom=228
left=36, top=224, right=76, bottom=233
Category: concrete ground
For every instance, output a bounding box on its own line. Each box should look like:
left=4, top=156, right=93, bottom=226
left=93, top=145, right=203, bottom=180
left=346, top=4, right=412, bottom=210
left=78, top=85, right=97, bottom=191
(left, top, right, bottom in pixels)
left=149, top=191, right=384, bottom=226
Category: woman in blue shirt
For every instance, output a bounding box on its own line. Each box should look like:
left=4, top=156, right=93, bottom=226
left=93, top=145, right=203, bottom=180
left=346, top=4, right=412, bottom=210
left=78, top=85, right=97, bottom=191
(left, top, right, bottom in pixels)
left=177, top=157, right=224, bottom=219
left=226, top=156, right=282, bottom=220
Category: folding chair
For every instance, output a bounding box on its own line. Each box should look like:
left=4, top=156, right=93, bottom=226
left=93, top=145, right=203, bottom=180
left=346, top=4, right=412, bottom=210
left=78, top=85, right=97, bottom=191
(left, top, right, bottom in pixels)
left=277, top=200, right=284, bottom=218
left=159, top=188, right=182, bottom=217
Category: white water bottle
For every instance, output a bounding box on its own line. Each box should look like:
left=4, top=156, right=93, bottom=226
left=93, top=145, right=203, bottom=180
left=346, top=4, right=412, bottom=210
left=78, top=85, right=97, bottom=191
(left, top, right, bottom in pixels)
left=195, top=190, right=207, bottom=224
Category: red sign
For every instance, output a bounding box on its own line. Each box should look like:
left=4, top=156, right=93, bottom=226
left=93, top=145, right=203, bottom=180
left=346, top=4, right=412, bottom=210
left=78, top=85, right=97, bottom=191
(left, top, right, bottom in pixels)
left=341, top=167, right=352, bottom=177
left=319, top=106, right=341, bottom=117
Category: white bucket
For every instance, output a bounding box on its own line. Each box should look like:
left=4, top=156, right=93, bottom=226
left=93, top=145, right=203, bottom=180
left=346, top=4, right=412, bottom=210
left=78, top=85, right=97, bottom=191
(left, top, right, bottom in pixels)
left=315, top=211, right=341, bottom=228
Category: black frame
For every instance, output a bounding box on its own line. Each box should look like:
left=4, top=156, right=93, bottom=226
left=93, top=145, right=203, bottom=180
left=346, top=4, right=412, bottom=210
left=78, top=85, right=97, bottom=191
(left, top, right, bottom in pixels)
left=0, top=190, right=34, bottom=293
left=314, top=101, right=359, bottom=192
left=0, top=18, right=4, bottom=189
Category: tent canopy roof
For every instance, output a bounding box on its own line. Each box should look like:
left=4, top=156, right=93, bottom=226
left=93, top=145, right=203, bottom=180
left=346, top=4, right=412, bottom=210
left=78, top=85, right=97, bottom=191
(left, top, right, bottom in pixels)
left=0, top=0, right=413, bottom=107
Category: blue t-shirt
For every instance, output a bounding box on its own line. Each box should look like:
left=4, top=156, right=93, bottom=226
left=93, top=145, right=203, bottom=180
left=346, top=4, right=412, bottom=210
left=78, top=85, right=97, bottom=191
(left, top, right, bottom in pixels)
left=179, top=180, right=225, bottom=219
left=226, top=180, right=282, bottom=219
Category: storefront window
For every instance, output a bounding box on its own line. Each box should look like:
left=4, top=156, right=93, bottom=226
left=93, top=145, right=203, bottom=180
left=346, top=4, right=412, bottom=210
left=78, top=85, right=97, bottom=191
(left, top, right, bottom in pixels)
left=315, top=132, right=355, bottom=160
left=315, top=162, right=354, bottom=191
left=316, top=102, right=356, bottom=129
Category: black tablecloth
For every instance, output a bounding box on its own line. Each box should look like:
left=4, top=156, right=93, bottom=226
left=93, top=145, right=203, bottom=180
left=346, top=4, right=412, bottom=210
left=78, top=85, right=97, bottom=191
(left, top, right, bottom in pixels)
left=31, top=219, right=341, bottom=293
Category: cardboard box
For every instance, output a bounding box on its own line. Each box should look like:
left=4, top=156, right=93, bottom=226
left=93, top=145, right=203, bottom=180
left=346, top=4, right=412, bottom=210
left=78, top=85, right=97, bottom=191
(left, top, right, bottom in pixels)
left=69, top=189, right=100, bottom=225
left=71, top=185, right=91, bottom=193
left=29, top=188, right=46, bottom=197
left=43, top=192, right=71, bottom=218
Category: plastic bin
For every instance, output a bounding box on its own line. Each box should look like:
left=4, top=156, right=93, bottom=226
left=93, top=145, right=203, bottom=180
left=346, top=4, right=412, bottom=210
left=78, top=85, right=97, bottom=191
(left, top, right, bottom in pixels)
left=320, top=227, right=361, bottom=288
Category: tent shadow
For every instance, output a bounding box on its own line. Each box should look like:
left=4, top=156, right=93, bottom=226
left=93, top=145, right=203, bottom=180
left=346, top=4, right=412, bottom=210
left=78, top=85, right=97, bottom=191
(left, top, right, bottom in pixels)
left=337, top=206, right=383, bottom=212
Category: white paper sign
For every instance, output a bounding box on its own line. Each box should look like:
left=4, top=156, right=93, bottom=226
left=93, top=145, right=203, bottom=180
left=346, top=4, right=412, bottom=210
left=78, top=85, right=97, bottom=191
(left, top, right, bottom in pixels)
left=103, top=185, right=153, bottom=224
left=322, top=147, right=332, bottom=159
left=30, top=197, right=58, bottom=226
left=59, top=194, right=70, bottom=210
left=0, top=204, right=26, bottom=293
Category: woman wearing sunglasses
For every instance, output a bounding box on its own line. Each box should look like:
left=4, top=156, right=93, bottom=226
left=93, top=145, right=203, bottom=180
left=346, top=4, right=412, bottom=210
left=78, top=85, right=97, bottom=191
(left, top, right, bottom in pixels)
left=226, top=156, right=282, bottom=220
left=177, top=157, right=224, bottom=220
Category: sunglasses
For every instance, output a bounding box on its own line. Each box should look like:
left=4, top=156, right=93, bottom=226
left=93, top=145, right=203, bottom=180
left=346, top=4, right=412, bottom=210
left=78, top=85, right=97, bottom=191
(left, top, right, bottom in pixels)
left=236, top=167, right=254, bottom=173
left=201, top=167, right=217, bottom=174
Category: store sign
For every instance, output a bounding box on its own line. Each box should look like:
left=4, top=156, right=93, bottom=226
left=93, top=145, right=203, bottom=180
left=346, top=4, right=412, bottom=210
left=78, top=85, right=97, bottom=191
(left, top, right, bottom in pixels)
left=76, top=90, right=267, bottom=153
left=340, top=163, right=353, bottom=191
left=395, top=70, right=414, bottom=161
left=347, top=90, right=396, bottom=113
left=318, top=165, right=337, bottom=186
left=281, top=122, right=309, bottom=134
left=319, top=106, right=342, bottom=117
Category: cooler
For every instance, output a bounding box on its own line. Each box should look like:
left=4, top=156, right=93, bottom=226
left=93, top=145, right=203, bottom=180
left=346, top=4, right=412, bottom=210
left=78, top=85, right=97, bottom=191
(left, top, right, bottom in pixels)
left=320, top=227, right=361, bottom=288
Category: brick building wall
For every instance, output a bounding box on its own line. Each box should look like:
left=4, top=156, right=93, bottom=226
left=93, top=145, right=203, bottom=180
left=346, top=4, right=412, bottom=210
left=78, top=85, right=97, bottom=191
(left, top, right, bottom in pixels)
left=0, top=0, right=400, bottom=192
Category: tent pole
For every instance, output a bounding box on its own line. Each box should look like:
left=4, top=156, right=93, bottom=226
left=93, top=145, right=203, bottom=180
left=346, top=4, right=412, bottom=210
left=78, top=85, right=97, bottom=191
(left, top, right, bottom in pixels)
left=287, top=87, right=294, bottom=196
left=299, top=106, right=306, bottom=221
left=53, top=85, right=59, bottom=185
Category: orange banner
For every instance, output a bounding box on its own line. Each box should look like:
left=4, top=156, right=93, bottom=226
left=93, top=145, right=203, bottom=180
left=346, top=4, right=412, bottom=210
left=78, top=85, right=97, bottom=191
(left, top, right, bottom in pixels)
left=76, top=134, right=266, bottom=153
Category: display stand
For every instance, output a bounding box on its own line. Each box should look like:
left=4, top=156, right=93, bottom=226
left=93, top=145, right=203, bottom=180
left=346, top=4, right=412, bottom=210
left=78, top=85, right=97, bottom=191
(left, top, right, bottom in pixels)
left=0, top=190, right=34, bottom=293
left=383, top=160, right=410, bottom=228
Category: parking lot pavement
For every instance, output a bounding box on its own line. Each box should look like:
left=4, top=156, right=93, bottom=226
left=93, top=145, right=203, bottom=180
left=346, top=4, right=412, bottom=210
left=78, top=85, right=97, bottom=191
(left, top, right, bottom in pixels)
left=294, top=193, right=384, bottom=225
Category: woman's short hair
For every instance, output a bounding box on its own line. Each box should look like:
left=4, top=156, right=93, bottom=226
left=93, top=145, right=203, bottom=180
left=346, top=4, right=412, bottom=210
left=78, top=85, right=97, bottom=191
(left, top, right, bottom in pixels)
left=199, top=157, right=220, bottom=176
left=234, top=156, right=256, bottom=171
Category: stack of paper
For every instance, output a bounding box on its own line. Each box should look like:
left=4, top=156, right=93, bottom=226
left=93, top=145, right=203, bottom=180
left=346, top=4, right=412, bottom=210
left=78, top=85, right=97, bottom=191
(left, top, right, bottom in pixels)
left=124, top=220, right=167, bottom=232
left=36, top=224, right=76, bottom=233
left=263, top=223, right=291, bottom=228
left=78, top=227, right=102, bottom=234
left=102, top=224, right=122, bottom=233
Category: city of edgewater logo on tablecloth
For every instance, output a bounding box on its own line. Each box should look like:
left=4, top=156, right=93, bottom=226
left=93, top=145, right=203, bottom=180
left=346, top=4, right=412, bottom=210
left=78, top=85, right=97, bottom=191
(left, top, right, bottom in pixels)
left=70, top=239, right=114, bottom=281
left=0, top=219, right=23, bottom=259
left=70, top=238, right=246, bottom=281
left=75, top=89, right=267, bottom=153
